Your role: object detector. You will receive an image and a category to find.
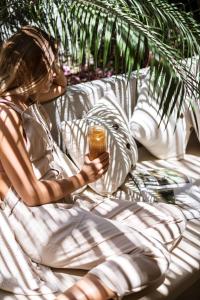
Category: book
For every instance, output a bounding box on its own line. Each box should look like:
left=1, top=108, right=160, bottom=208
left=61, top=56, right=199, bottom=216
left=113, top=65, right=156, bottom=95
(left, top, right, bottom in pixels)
left=129, top=167, right=192, bottom=204
left=129, top=167, right=191, bottom=191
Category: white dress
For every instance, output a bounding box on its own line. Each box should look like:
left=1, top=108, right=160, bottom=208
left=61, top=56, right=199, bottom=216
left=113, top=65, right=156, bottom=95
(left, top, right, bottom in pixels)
left=0, top=100, right=186, bottom=299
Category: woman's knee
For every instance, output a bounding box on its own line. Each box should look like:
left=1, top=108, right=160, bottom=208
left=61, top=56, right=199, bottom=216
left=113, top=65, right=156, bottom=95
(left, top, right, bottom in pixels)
left=144, top=245, right=170, bottom=285
left=146, top=203, right=187, bottom=245
left=163, top=203, right=187, bottom=238
left=135, top=238, right=171, bottom=288
left=88, top=243, right=170, bottom=298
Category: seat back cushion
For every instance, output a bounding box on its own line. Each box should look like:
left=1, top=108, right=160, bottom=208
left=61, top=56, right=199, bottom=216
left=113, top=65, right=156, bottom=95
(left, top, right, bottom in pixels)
left=60, top=90, right=138, bottom=195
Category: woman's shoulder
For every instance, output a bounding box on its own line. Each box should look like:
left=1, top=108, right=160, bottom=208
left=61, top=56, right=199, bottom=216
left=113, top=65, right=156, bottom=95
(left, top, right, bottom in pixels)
left=0, top=100, right=31, bottom=130
left=0, top=98, right=26, bottom=114
left=0, top=100, right=20, bottom=119
left=0, top=101, right=23, bottom=139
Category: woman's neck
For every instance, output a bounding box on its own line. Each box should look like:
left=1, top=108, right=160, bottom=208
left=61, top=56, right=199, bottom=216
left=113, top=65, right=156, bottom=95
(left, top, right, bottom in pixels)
left=3, top=94, right=30, bottom=110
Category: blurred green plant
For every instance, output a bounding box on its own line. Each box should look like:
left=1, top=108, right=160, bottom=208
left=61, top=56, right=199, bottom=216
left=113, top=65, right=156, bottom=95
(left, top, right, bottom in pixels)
left=0, top=0, right=200, bottom=119
left=169, top=0, right=200, bottom=20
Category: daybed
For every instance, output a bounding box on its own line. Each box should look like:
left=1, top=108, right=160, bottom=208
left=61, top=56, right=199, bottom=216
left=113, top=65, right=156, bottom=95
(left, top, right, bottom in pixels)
left=0, top=65, right=200, bottom=300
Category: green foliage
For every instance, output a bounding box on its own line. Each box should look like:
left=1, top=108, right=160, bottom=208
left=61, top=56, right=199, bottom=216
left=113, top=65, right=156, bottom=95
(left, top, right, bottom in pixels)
left=1, top=0, right=200, bottom=119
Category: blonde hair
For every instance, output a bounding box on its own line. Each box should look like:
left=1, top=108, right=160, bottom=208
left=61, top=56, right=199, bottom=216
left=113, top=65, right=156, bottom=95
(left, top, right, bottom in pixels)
left=0, top=25, right=58, bottom=101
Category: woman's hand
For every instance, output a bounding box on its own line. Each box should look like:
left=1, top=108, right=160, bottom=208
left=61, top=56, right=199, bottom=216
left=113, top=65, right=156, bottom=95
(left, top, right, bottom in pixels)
left=34, top=62, right=67, bottom=103
left=78, top=152, right=109, bottom=185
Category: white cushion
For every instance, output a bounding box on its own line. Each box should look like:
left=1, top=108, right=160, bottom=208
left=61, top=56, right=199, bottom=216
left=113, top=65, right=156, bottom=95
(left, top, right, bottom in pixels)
left=130, top=69, right=191, bottom=160
left=190, top=101, right=200, bottom=142
left=43, top=73, right=138, bottom=148
left=60, top=91, right=138, bottom=195
left=184, top=56, right=200, bottom=142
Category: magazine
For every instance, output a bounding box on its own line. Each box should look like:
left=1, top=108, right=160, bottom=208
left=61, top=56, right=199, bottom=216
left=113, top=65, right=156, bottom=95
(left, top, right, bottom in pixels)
left=129, top=167, right=191, bottom=191
left=129, top=167, right=192, bottom=204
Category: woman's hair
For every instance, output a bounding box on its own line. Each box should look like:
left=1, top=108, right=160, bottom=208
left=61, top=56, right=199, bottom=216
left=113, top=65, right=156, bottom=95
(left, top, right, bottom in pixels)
left=0, top=25, right=59, bottom=99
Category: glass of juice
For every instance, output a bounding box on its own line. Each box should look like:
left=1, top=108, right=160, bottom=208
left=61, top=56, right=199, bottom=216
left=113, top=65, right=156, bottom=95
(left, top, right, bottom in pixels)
left=88, top=125, right=107, bottom=160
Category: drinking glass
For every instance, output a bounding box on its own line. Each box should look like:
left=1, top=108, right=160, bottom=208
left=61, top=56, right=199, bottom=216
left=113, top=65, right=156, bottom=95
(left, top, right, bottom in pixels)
left=88, top=125, right=107, bottom=160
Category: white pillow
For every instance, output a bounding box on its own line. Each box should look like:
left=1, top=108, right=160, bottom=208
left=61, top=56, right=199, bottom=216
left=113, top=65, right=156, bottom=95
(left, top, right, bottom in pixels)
left=130, top=69, right=191, bottom=160
left=60, top=91, right=138, bottom=195
left=190, top=101, right=200, bottom=142
left=184, top=56, right=200, bottom=142
left=43, top=73, right=138, bottom=147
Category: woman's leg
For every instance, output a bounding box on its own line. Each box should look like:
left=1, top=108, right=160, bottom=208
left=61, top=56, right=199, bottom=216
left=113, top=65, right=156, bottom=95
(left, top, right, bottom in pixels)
left=56, top=273, right=115, bottom=300
left=75, top=196, right=186, bottom=249
left=41, top=207, right=170, bottom=300
left=54, top=199, right=184, bottom=300
left=9, top=198, right=171, bottom=299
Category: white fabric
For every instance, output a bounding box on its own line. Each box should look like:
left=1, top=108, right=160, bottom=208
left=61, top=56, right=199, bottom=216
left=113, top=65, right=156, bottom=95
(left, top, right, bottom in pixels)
left=52, top=142, right=87, bottom=195
left=190, top=101, right=200, bottom=142
left=43, top=73, right=138, bottom=148
left=0, top=102, right=85, bottom=296
left=174, top=181, right=200, bottom=220
left=0, top=203, right=58, bottom=296
left=60, top=90, right=138, bottom=195
left=187, top=80, right=200, bottom=143
left=129, top=69, right=191, bottom=160
left=6, top=184, right=187, bottom=300
left=2, top=147, right=200, bottom=300
left=0, top=62, right=199, bottom=299
left=182, top=56, right=200, bottom=142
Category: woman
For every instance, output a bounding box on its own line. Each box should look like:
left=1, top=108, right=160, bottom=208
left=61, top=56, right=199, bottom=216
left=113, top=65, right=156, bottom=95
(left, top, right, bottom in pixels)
left=0, top=25, right=186, bottom=300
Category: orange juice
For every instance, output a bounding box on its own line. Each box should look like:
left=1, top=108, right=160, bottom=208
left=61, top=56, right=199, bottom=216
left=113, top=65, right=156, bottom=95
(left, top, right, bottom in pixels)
left=88, top=125, right=107, bottom=160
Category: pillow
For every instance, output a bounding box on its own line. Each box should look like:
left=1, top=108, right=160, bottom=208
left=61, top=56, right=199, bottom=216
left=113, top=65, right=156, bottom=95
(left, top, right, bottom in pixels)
left=60, top=90, right=138, bottom=195
left=129, top=69, right=191, bottom=160
left=43, top=73, right=138, bottom=147
left=184, top=56, right=200, bottom=142
left=190, top=101, right=200, bottom=142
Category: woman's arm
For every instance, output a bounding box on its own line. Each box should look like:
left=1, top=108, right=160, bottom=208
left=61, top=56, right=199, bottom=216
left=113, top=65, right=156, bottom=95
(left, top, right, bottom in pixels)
left=35, top=63, right=67, bottom=103
left=0, top=105, right=109, bottom=206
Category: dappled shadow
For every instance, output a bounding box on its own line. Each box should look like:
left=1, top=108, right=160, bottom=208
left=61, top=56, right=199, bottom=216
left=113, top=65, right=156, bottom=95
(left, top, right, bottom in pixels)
left=130, top=69, right=191, bottom=162
left=60, top=91, right=137, bottom=195
left=0, top=102, right=185, bottom=300
left=43, top=73, right=138, bottom=149
left=1, top=74, right=200, bottom=300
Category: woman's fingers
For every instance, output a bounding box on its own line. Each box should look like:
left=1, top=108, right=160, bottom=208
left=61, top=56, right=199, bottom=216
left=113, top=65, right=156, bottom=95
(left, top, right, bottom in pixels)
left=81, top=152, right=109, bottom=183
left=96, top=159, right=109, bottom=171
left=93, top=156, right=109, bottom=173
left=85, top=152, right=109, bottom=164
left=98, top=152, right=109, bottom=163
left=97, top=160, right=109, bottom=175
